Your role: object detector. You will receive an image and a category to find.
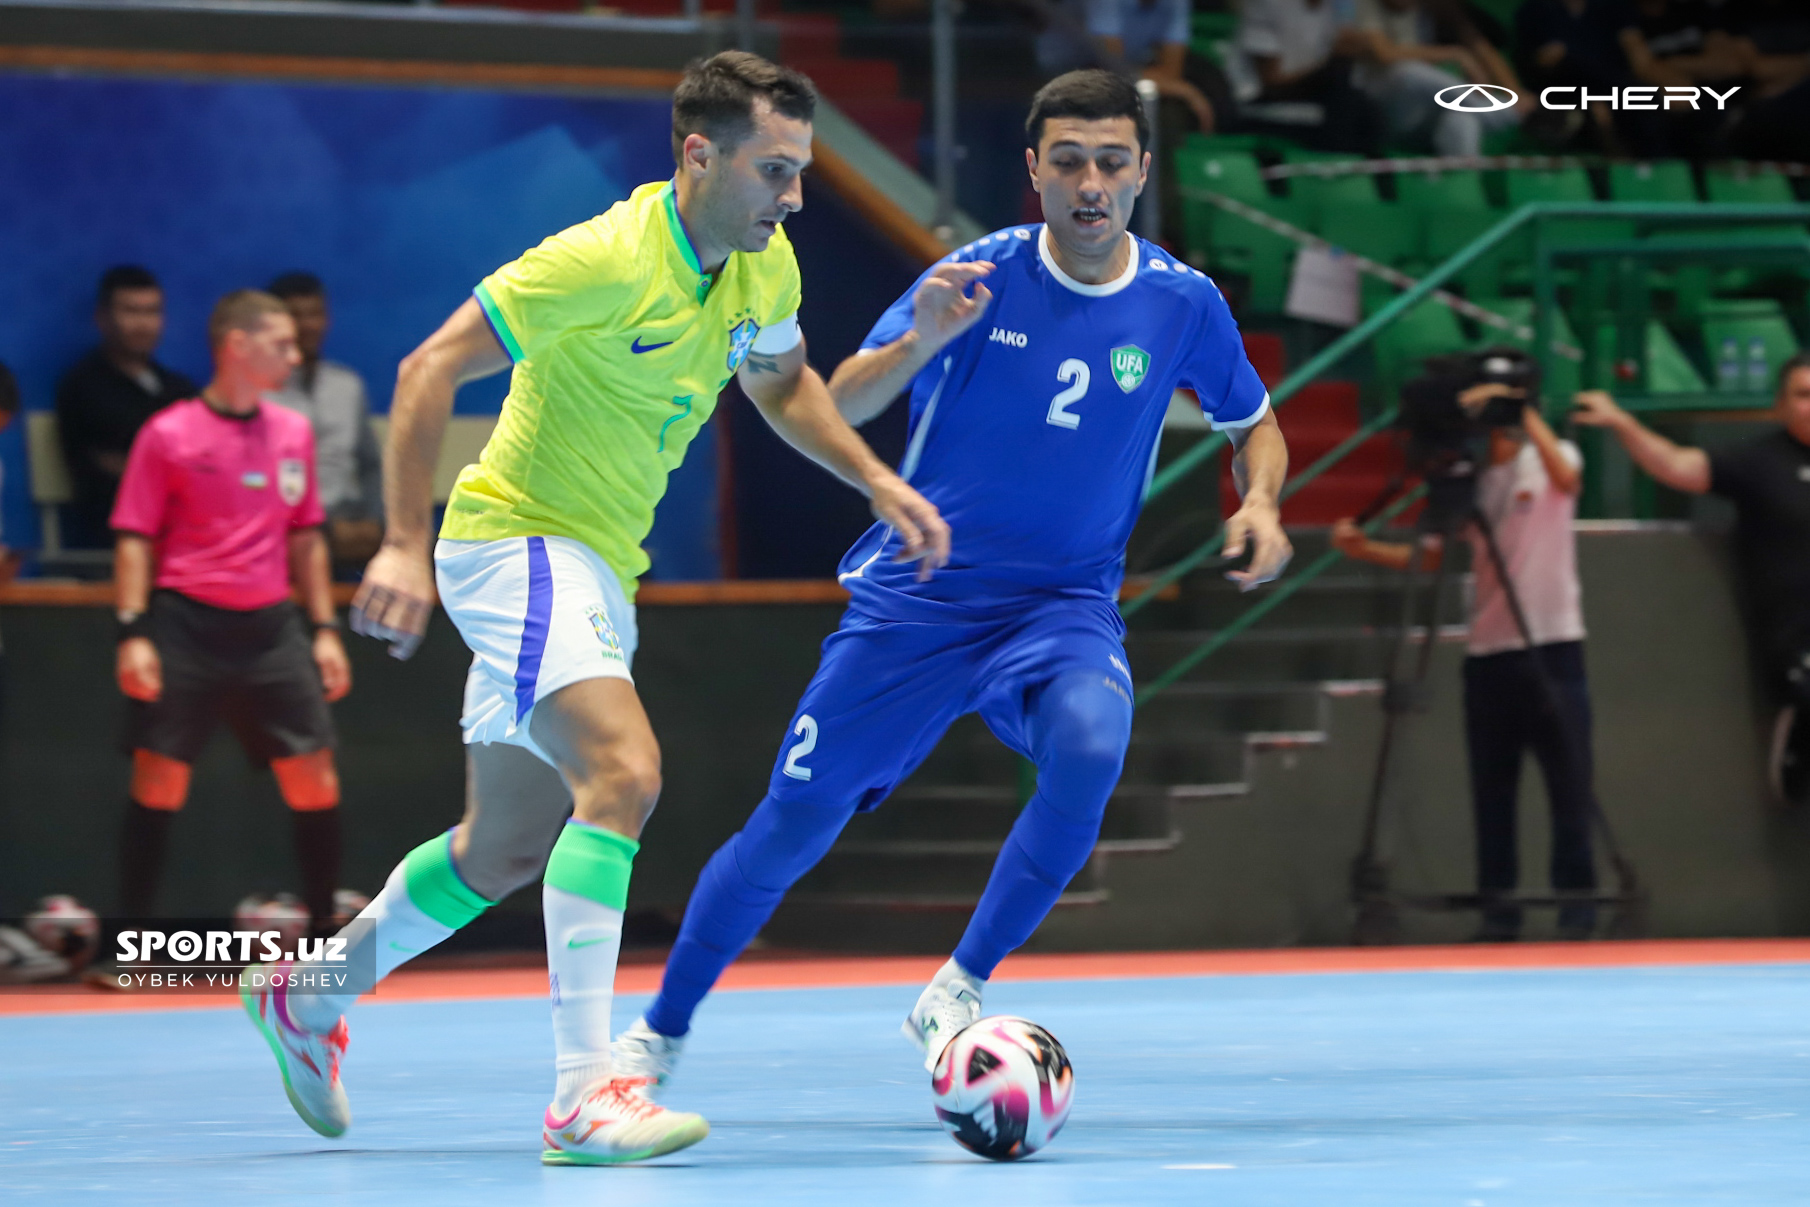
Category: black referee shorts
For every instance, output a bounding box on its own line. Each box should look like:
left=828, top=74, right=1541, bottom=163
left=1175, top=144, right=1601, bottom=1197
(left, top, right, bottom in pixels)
left=125, top=589, right=336, bottom=766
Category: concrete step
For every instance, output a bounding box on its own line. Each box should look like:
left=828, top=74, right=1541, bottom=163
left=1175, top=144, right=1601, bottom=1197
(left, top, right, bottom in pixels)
left=1126, top=626, right=1466, bottom=684
left=839, top=785, right=1179, bottom=846
left=790, top=847, right=1114, bottom=904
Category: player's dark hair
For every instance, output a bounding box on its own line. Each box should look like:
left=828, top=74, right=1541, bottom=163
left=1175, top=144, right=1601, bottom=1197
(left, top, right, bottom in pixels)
left=208, top=289, right=291, bottom=350
left=97, top=264, right=161, bottom=308
left=672, top=51, right=817, bottom=163
left=1025, top=69, right=1148, bottom=155
left=266, top=271, right=325, bottom=301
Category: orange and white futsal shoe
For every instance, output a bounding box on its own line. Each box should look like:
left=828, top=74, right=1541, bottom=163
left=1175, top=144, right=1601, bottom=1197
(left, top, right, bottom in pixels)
left=541, top=1076, right=709, bottom=1165
left=240, top=963, right=352, bottom=1138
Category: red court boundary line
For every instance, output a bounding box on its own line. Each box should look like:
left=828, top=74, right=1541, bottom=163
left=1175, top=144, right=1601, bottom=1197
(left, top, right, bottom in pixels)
left=7, top=938, right=1810, bottom=1018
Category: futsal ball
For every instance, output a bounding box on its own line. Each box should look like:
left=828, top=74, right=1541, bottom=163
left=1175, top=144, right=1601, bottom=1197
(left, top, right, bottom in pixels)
left=234, top=894, right=310, bottom=952
left=930, top=1016, right=1074, bottom=1160
left=23, top=894, right=100, bottom=971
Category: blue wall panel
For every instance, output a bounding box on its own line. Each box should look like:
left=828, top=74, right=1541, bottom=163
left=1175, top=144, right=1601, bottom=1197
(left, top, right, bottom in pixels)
left=0, top=72, right=726, bottom=578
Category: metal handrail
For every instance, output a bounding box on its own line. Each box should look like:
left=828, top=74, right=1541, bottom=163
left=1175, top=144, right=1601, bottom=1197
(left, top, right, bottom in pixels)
left=1134, top=485, right=1426, bottom=706
left=1125, top=199, right=1810, bottom=696
left=1142, top=200, right=1810, bottom=511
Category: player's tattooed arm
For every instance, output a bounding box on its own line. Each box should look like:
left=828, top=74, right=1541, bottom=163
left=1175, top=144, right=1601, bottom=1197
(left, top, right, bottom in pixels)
left=1223, top=408, right=1292, bottom=592
left=741, top=341, right=951, bottom=580
left=829, top=260, right=995, bottom=426
left=742, top=350, right=786, bottom=376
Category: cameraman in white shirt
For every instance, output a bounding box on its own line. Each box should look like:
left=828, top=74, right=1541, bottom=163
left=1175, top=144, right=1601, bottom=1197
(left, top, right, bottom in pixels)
left=1333, top=387, right=1599, bottom=941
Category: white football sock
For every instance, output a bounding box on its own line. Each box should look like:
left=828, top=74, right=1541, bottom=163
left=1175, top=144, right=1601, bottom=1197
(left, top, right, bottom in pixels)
left=545, top=883, right=624, bottom=1114
left=287, top=858, right=457, bottom=1034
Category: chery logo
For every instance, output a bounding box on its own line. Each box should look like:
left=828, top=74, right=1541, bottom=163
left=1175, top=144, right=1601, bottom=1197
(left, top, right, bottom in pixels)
left=1436, top=83, right=1740, bottom=112
left=1434, top=84, right=1517, bottom=113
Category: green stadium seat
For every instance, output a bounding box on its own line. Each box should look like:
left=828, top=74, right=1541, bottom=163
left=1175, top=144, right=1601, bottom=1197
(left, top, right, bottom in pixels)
left=1606, top=161, right=1699, bottom=204
left=1503, top=166, right=1596, bottom=208
left=1171, top=144, right=1302, bottom=313
left=1320, top=203, right=1420, bottom=269
left=1590, top=320, right=1707, bottom=394
left=1424, top=209, right=1509, bottom=300
left=1371, top=296, right=1469, bottom=406
left=1699, top=299, right=1803, bottom=396
left=1287, top=162, right=1382, bottom=231
left=1172, top=143, right=1268, bottom=260
left=1395, top=169, right=1491, bottom=214
left=1703, top=167, right=1796, bottom=205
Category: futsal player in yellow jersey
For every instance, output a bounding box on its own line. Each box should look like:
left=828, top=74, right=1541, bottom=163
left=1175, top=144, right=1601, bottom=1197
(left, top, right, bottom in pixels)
left=240, top=53, right=948, bottom=1164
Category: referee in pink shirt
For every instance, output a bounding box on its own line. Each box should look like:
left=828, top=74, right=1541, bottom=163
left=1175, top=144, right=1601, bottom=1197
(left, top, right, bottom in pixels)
left=109, top=290, right=352, bottom=938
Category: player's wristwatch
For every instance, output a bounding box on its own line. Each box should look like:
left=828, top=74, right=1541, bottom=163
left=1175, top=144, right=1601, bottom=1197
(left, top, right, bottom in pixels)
left=116, top=610, right=151, bottom=644
left=312, top=618, right=341, bottom=634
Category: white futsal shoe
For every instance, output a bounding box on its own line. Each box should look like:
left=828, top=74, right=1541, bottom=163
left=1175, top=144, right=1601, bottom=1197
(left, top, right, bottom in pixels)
left=541, top=1076, right=709, bottom=1165
left=240, top=963, right=352, bottom=1138
left=611, top=1016, right=687, bottom=1098
left=902, top=963, right=985, bottom=1071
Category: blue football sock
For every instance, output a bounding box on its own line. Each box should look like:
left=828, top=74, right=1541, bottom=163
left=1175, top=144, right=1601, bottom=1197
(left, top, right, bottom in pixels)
left=954, top=669, right=1132, bottom=978
left=645, top=793, right=854, bottom=1038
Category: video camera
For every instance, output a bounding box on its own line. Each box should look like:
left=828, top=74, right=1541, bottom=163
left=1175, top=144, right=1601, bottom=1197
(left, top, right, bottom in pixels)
left=1393, top=347, right=1541, bottom=525
left=1397, top=347, right=1540, bottom=457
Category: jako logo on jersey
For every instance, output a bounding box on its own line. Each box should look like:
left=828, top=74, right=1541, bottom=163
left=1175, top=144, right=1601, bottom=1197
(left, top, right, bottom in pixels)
left=727, top=318, right=761, bottom=371
left=1110, top=345, right=1151, bottom=393
left=989, top=327, right=1028, bottom=348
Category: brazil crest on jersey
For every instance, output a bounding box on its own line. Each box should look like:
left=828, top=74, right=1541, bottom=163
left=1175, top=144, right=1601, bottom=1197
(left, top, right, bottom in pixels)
left=838, top=225, right=1268, bottom=621
left=445, top=179, right=802, bottom=598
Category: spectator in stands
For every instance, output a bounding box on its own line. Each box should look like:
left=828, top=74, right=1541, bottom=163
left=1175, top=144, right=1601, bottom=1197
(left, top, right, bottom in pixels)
left=1351, top=0, right=1530, bottom=157
left=1333, top=389, right=1600, bottom=941
left=1515, top=0, right=1649, bottom=151
left=56, top=266, right=197, bottom=549
left=1032, top=0, right=1229, bottom=136
left=1617, top=0, right=1748, bottom=155
left=106, top=290, right=350, bottom=945
left=267, top=272, right=384, bottom=571
left=1238, top=0, right=1382, bottom=154
left=1574, top=360, right=1810, bottom=805
left=1712, top=0, right=1810, bottom=161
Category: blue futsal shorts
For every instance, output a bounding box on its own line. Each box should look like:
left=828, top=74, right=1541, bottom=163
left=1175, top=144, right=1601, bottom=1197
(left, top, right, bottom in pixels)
left=766, top=596, right=1134, bottom=809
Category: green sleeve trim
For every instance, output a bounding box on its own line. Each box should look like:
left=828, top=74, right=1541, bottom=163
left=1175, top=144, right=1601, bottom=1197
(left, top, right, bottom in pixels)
left=543, top=821, right=639, bottom=911
left=472, top=281, right=525, bottom=364
left=402, top=832, right=494, bottom=929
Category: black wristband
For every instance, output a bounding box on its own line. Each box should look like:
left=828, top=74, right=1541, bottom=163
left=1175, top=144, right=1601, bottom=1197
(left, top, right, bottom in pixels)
left=117, top=613, right=152, bottom=644
left=313, top=618, right=341, bottom=634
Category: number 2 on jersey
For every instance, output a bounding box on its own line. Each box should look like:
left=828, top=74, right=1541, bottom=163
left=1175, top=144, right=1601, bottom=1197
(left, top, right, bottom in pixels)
left=1047, top=358, right=1089, bottom=429
left=782, top=714, right=818, bottom=781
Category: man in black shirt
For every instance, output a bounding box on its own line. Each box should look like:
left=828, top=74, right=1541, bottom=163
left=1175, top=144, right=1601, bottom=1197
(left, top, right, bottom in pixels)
left=1575, top=355, right=1810, bottom=802
left=55, top=266, right=197, bottom=548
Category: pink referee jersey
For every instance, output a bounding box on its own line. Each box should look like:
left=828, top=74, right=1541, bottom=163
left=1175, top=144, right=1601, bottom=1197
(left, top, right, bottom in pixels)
left=111, top=398, right=326, bottom=611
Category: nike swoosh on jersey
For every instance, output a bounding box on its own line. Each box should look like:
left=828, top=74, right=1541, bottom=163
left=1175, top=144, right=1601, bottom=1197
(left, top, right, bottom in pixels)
left=630, top=337, right=674, bottom=354
left=567, top=936, right=614, bottom=949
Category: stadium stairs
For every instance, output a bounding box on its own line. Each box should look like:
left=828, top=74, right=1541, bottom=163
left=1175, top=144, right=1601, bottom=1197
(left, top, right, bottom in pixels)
left=766, top=337, right=1465, bottom=948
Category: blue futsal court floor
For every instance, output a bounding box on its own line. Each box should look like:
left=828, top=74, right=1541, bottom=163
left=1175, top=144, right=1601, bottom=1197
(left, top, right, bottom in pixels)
left=7, top=959, right=1810, bottom=1205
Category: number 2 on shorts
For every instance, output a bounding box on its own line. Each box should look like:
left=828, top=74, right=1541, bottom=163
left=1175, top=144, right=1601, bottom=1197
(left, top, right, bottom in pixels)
left=782, top=714, right=818, bottom=781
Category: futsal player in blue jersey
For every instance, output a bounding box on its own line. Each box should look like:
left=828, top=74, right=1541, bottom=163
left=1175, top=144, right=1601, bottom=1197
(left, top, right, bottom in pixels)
left=614, top=69, right=1292, bottom=1087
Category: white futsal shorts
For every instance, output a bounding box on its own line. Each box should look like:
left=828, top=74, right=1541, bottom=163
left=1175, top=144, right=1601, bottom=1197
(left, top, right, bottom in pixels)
left=434, top=534, right=638, bottom=759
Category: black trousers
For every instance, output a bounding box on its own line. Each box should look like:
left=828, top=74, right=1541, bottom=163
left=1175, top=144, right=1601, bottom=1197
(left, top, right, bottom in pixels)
left=1462, top=641, right=1598, bottom=931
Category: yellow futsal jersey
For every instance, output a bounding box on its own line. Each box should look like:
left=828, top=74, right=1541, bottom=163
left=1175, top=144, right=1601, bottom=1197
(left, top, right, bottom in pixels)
left=444, top=179, right=802, bottom=597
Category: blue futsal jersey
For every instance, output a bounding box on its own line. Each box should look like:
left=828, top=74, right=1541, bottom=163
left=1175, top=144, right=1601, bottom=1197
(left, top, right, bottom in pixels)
left=838, top=225, right=1269, bottom=621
